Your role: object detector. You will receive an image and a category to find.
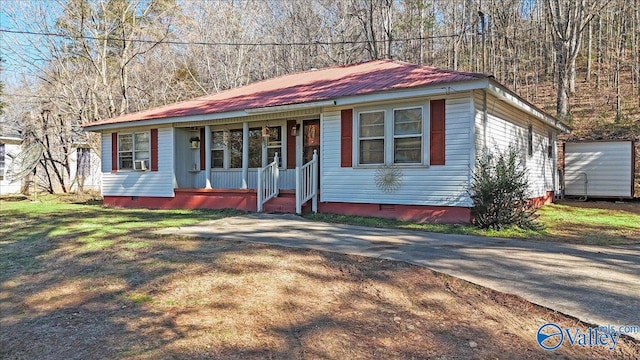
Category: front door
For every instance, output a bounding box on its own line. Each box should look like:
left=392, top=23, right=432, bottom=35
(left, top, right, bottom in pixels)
left=303, top=119, right=320, bottom=187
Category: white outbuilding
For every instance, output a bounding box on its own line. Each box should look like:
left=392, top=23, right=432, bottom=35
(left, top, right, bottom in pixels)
left=564, top=140, right=635, bottom=199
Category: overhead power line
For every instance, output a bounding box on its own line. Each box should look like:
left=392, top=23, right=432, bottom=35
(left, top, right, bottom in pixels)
left=3, top=92, right=166, bottom=102
left=0, top=28, right=461, bottom=47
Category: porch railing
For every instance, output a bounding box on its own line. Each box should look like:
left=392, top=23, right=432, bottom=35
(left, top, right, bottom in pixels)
left=295, top=149, right=318, bottom=215
left=257, top=153, right=280, bottom=212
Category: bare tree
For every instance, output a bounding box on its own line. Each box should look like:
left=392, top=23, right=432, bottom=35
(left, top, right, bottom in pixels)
left=543, top=0, right=605, bottom=120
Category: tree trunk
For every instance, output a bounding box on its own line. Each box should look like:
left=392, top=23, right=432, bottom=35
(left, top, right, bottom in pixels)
left=368, top=1, right=378, bottom=59
left=596, top=14, right=602, bottom=88
left=556, top=46, right=570, bottom=120
left=586, top=19, right=592, bottom=82
left=569, top=57, right=576, bottom=94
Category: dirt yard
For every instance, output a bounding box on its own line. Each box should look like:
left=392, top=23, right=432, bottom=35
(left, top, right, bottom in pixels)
left=1, top=198, right=639, bottom=358
left=1, top=234, right=638, bottom=359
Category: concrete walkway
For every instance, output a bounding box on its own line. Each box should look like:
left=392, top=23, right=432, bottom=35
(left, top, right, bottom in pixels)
left=158, top=214, right=640, bottom=340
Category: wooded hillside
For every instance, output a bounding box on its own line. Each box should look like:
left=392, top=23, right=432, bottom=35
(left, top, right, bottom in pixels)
left=1, top=0, right=638, bottom=192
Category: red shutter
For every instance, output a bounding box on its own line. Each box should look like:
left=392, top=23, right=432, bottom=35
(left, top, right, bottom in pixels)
left=430, top=99, right=446, bottom=165
left=199, top=128, right=206, bottom=170
left=287, top=120, right=297, bottom=169
left=340, top=109, right=353, bottom=167
left=111, top=133, right=118, bottom=172
left=150, top=129, right=158, bottom=171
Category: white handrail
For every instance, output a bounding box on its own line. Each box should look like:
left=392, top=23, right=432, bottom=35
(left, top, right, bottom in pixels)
left=257, top=153, right=279, bottom=212
left=296, top=149, right=318, bottom=214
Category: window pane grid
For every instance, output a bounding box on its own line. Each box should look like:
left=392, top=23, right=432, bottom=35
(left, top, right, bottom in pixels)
left=358, top=112, right=385, bottom=165
left=267, top=126, right=282, bottom=166
left=212, top=131, right=225, bottom=150
left=393, top=108, right=422, bottom=164
left=394, top=108, right=422, bottom=136
left=118, top=132, right=149, bottom=170
left=359, top=139, right=384, bottom=164
left=394, top=137, right=422, bottom=163
left=359, top=111, right=384, bottom=138
left=212, top=150, right=224, bottom=168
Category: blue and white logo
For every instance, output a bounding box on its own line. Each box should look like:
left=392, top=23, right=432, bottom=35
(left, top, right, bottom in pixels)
left=536, top=323, right=637, bottom=351
left=537, top=323, right=564, bottom=350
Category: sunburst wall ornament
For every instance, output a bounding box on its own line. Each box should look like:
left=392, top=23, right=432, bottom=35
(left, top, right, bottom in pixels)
left=375, top=164, right=403, bottom=193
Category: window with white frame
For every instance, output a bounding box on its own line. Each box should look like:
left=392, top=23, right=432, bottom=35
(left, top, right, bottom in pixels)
left=266, top=126, right=282, bottom=166
left=211, top=131, right=225, bottom=168
left=213, top=126, right=282, bottom=169
left=228, top=128, right=261, bottom=168
left=358, top=111, right=385, bottom=164
left=118, top=132, right=149, bottom=170
left=393, top=107, right=422, bottom=163
left=356, top=105, right=425, bottom=166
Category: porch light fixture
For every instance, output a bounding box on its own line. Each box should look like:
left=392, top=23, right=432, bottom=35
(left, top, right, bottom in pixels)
left=262, top=126, right=271, bottom=138
left=291, top=123, right=300, bottom=137
left=189, top=136, right=200, bottom=148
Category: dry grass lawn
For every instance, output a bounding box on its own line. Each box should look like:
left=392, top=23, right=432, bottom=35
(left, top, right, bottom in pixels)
left=308, top=199, right=640, bottom=245
left=537, top=200, right=640, bottom=244
left=1, top=197, right=639, bottom=359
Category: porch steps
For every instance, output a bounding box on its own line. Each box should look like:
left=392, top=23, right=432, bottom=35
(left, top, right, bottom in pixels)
left=262, top=190, right=314, bottom=214
left=262, top=190, right=296, bottom=214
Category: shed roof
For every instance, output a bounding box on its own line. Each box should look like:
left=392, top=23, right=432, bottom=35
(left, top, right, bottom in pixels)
left=0, top=120, right=22, bottom=140
left=84, top=59, right=487, bottom=127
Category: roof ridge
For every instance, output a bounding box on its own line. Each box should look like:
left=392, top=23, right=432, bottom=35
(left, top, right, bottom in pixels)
left=382, top=58, right=488, bottom=78
left=176, top=60, right=383, bottom=101
left=84, top=59, right=492, bottom=128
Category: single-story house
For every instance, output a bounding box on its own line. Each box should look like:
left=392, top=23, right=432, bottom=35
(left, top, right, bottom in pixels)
left=83, top=60, right=569, bottom=223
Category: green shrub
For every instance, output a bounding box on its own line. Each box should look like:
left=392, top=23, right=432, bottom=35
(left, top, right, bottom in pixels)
left=470, top=145, right=538, bottom=230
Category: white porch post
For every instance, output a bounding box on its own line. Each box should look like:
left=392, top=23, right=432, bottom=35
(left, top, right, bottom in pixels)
left=241, top=121, right=249, bottom=189
left=204, top=125, right=212, bottom=189
left=262, top=135, right=268, bottom=167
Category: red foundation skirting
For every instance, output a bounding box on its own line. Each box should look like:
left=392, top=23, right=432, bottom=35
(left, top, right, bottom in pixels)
left=104, top=188, right=257, bottom=211
left=104, top=189, right=554, bottom=224
left=529, top=190, right=555, bottom=208
left=318, top=202, right=472, bottom=224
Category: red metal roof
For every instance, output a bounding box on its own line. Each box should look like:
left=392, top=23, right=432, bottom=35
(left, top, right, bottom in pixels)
left=85, top=59, right=486, bottom=127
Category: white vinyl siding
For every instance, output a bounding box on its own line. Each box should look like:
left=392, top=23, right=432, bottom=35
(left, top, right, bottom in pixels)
left=101, top=128, right=174, bottom=197
left=564, top=141, right=633, bottom=198
left=474, top=91, right=557, bottom=198
left=322, top=96, right=473, bottom=207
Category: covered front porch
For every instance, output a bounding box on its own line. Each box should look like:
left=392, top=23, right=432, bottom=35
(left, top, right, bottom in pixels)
left=173, top=117, right=319, bottom=213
